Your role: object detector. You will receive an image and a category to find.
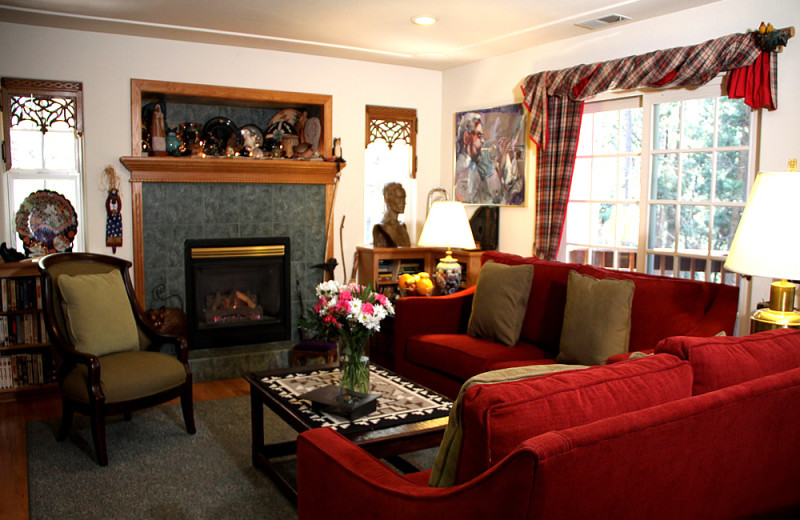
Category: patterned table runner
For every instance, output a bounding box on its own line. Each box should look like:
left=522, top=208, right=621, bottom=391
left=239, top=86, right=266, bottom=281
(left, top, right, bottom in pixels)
left=260, top=364, right=451, bottom=434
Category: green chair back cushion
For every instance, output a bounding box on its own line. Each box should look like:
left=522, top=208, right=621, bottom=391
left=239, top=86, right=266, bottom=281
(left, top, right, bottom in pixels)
left=58, top=270, right=139, bottom=357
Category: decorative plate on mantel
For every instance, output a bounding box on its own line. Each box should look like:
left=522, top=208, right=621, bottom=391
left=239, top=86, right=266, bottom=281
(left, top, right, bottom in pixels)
left=15, top=189, right=78, bottom=257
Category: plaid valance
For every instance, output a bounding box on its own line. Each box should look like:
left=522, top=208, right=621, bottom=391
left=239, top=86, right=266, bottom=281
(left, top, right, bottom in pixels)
left=521, top=32, right=767, bottom=149
left=520, top=31, right=778, bottom=260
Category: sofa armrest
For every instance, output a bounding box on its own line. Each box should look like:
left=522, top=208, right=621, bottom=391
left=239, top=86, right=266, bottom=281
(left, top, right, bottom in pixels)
left=296, top=427, right=535, bottom=520
left=393, top=288, right=475, bottom=371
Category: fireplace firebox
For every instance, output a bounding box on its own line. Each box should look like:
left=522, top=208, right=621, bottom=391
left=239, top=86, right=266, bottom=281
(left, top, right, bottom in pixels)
left=185, top=237, right=290, bottom=350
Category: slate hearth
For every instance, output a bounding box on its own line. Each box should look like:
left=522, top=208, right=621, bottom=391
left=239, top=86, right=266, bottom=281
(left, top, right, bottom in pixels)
left=188, top=341, right=294, bottom=382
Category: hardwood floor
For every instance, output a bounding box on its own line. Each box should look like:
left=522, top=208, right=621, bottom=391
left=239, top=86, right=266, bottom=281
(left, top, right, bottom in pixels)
left=0, top=378, right=250, bottom=520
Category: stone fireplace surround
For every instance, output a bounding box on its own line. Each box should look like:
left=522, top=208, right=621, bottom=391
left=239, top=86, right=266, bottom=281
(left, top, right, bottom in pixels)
left=120, top=156, right=342, bottom=380
left=120, top=80, right=342, bottom=379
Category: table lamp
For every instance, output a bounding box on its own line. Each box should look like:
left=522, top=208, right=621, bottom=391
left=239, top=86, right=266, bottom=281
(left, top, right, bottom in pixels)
left=417, top=201, right=476, bottom=294
left=723, top=171, right=800, bottom=332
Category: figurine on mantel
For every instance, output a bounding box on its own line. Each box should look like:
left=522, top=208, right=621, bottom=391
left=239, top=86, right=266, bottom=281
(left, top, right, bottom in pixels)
left=372, top=182, right=411, bottom=247
left=149, top=105, right=167, bottom=156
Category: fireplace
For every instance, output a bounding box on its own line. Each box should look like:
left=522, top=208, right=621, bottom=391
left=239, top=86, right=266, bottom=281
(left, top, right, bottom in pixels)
left=185, top=237, right=291, bottom=350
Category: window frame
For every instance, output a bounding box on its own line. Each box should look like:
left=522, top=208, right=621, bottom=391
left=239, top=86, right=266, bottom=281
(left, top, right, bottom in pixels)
left=1, top=77, right=85, bottom=252
left=364, top=105, right=418, bottom=245
left=563, top=78, right=758, bottom=284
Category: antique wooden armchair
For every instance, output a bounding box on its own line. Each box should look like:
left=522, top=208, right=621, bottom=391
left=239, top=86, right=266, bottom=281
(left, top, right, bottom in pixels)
left=38, top=252, right=195, bottom=466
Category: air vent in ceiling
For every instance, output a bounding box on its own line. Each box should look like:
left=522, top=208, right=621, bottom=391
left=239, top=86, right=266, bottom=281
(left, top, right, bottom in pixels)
left=575, top=14, right=631, bottom=30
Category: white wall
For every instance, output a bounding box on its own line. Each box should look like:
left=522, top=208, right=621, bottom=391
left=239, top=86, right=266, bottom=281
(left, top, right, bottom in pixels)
left=2, top=0, right=798, bottom=323
left=441, top=0, right=800, bottom=324
left=0, top=22, right=442, bottom=282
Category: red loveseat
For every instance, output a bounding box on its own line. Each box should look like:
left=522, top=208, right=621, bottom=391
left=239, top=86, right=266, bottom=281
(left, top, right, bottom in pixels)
left=296, top=329, right=800, bottom=520
left=393, top=250, right=740, bottom=398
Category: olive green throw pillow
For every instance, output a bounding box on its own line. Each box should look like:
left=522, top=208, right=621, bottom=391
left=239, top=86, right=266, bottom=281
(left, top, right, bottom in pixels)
left=58, top=270, right=139, bottom=357
left=467, top=261, right=534, bottom=346
left=557, top=270, right=635, bottom=365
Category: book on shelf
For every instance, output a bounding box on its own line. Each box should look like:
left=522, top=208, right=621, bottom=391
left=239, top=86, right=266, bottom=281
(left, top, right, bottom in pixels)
left=398, top=261, right=425, bottom=275
left=0, top=352, right=48, bottom=388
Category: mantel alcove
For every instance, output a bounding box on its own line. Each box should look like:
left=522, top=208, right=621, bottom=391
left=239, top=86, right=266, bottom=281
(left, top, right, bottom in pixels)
left=120, top=156, right=344, bottom=305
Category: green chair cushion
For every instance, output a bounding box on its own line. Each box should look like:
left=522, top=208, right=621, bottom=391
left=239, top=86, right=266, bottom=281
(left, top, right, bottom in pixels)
left=58, top=270, right=139, bottom=357
left=62, top=350, right=187, bottom=404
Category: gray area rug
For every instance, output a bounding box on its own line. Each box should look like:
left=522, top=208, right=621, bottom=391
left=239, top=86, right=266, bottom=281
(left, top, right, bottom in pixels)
left=27, top=396, right=299, bottom=520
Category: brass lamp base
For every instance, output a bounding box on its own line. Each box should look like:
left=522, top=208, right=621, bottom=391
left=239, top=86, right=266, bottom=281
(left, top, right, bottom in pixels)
left=750, top=279, right=800, bottom=333
left=433, top=250, right=462, bottom=295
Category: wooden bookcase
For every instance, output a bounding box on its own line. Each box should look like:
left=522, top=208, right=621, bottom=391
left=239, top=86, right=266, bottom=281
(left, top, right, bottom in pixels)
left=0, top=260, right=56, bottom=403
left=356, top=246, right=484, bottom=297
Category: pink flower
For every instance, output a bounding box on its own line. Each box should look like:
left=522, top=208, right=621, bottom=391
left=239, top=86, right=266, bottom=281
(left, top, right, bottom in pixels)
left=335, top=299, right=351, bottom=314
left=339, top=290, right=352, bottom=301
left=362, top=302, right=375, bottom=315
left=374, top=293, right=388, bottom=306
left=314, top=297, right=326, bottom=313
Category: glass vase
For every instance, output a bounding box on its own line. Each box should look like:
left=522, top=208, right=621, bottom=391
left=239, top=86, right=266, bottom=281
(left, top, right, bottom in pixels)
left=338, top=333, right=370, bottom=394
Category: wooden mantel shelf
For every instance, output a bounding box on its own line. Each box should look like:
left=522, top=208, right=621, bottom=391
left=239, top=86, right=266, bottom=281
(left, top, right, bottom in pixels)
left=120, top=156, right=344, bottom=185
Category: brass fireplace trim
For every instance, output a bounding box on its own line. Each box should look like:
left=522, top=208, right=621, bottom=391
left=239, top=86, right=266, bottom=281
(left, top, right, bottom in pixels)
left=190, top=245, right=286, bottom=259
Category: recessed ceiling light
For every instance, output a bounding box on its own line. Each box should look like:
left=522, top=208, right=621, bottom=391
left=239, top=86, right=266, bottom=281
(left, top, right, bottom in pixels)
left=412, top=15, right=437, bottom=26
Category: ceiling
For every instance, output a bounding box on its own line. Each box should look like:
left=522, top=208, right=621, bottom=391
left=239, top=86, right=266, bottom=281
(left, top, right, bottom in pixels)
left=0, top=0, right=722, bottom=71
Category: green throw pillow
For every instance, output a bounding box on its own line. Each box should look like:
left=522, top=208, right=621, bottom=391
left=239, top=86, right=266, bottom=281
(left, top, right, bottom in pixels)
left=557, top=270, right=635, bottom=365
left=428, top=363, right=589, bottom=487
left=467, top=261, right=534, bottom=346
left=58, top=270, right=140, bottom=357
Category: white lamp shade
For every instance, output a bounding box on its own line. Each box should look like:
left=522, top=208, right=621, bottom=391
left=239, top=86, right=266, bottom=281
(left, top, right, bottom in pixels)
left=724, top=171, right=800, bottom=280
left=417, top=201, right=476, bottom=250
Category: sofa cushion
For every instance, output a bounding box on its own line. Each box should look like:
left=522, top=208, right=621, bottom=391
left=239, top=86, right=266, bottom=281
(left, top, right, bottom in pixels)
left=656, top=328, right=800, bottom=394
left=58, top=270, right=139, bottom=357
left=446, top=354, right=693, bottom=486
left=480, top=251, right=576, bottom=353
left=557, top=270, right=635, bottom=365
left=577, top=264, right=711, bottom=351
left=405, top=334, right=556, bottom=382
left=428, top=363, right=588, bottom=487
left=467, top=260, right=533, bottom=346
left=478, top=251, right=738, bottom=354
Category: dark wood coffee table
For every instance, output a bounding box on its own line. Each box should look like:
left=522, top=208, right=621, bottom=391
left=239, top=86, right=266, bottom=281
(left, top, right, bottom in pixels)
left=244, top=364, right=451, bottom=505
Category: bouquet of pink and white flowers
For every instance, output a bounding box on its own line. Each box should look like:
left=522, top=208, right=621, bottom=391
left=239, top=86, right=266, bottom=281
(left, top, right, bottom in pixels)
left=298, top=280, right=394, bottom=393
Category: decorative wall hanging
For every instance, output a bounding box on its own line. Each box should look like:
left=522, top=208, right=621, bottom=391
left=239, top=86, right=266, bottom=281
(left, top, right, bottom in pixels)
left=102, top=165, right=123, bottom=254
left=454, top=103, right=526, bottom=206
left=15, top=189, right=78, bottom=256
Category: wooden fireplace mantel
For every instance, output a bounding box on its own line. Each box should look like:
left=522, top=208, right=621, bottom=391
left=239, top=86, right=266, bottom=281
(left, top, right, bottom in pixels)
left=120, top=156, right=344, bottom=304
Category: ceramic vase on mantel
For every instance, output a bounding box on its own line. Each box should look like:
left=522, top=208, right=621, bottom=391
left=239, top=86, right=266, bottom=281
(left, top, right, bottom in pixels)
left=338, top=333, right=370, bottom=395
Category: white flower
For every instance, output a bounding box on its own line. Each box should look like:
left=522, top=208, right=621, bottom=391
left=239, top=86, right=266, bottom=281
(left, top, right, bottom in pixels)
left=316, top=280, right=340, bottom=298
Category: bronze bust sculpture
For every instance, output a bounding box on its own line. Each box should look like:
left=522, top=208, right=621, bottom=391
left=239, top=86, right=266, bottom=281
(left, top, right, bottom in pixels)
left=372, top=182, right=411, bottom=247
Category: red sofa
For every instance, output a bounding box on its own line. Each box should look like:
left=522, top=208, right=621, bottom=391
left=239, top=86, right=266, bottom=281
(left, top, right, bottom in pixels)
left=296, top=329, right=800, bottom=520
left=393, top=250, right=740, bottom=398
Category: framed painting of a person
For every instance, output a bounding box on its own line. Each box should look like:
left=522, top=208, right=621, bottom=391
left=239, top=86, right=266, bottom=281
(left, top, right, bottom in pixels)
left=453, top=103, right=526, bottom=206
